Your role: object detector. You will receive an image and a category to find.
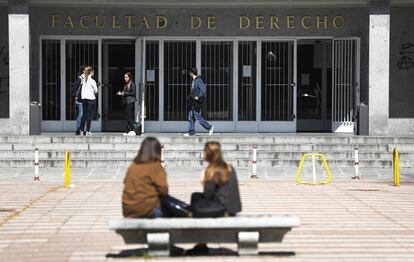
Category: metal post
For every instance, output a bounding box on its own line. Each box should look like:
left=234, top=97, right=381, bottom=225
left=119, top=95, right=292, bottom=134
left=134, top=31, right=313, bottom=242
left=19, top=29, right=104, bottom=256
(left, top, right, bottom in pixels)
left=352, top=147, right=360, bottom=179
left=393, top=148, right=400, bottom=187
left=64, top=151, right=71, bottom=188
left=34, top=148, right=40, bottom=181
left=251, top=145, right=258, bottom=179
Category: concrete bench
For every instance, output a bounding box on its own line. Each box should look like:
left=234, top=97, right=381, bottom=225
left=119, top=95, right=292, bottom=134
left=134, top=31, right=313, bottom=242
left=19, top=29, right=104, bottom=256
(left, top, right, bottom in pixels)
left=108, top=214, right=300, bottom=256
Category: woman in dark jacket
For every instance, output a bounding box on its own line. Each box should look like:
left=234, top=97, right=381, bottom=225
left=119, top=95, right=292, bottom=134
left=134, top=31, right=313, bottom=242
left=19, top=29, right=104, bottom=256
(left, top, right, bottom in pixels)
left=191, top=141, right=242, bottom=216
left=188, top=141, right=242, bottom=255
left=117, top=72, right=138, bottom=136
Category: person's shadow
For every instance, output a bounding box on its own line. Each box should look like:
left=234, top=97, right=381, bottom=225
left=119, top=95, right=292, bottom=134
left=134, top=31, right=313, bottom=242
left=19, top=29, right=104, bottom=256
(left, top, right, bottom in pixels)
left=106, top=246, right=295, bottom=258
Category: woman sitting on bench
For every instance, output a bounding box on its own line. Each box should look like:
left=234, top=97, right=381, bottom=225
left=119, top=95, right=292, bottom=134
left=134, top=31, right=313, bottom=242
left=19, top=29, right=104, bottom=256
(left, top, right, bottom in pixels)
left=191, top=141, right=242, bottom=217
left=122, top=137, right=168, bottom=218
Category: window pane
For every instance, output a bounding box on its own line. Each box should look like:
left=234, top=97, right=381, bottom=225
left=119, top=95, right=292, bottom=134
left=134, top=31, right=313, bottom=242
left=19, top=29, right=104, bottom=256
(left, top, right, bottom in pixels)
left=145, top=41, right=159, bottom=121
left=238, top=41, right=256, bottom=121
left=42, top=40, right=61, bottom=121
left=0, top=10, right=9, bottom=119
left=164, top=41, right=196, bottom=121
left=65, top=40, right=99, bottom=120
left=202, top=41, right=233, bottom=121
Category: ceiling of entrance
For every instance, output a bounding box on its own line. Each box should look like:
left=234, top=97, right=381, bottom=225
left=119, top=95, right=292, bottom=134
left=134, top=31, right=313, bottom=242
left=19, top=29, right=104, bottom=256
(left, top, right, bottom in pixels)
left=1, top=0, right=414, bottom=7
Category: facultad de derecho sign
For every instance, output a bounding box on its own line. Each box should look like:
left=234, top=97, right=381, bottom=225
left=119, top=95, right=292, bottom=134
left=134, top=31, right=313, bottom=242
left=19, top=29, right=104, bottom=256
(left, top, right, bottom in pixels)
left=50, top=14, right=346, bottom=30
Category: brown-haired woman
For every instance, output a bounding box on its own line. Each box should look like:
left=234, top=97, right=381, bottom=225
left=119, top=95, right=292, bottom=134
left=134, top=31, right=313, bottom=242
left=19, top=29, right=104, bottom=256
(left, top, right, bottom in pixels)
left=191, top=141, right=242, bottom=216
left=122, top=137, right=168, bottom=218
left=116, top=72, right=138, bottom=136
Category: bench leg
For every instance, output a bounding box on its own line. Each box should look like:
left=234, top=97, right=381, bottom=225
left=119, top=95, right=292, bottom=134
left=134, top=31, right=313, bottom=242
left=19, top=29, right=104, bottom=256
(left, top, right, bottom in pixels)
left=238, top=231, right=259, bottom=256
left=147, top=232, right=170, bottom=257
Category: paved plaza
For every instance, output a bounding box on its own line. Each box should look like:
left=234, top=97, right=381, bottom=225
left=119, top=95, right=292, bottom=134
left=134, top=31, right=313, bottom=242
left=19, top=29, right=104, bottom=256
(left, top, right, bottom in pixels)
left=0, top=167, right=414, bottom=261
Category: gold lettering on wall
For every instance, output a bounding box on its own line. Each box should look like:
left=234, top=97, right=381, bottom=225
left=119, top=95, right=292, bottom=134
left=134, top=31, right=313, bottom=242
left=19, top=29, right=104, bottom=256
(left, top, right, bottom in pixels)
left=125, top=15, right=135, bottom=29
left=96, top=16, right=105, bottom=28
left=287, top=16, right=295, bottom=29
left=139, top=16, right=150, bottom=29
left=80, top=16, right=90, bottom=28
left=270, top=16, right=280, bottom=29
left=239, top=16, right=250, bottom=29
left=156, top=15, right=168, bottom=29
left=64, top=16, right=74, bottom=28
left=48, top=14, right=349, bottom=31
left=191, top=16, right=202, bottom=29
left=256, top=16, right=264, bottom=29
left=333, top=16, right=345, bottom=29
left=317, top=16, right=328, bottom=29
left=207, top=16, right=215, bottom=29
left=51, top=15, right=60, bottom=28
left=112, top=16, right=121, bottom=28
left=301, top=16, right=311, bottom=29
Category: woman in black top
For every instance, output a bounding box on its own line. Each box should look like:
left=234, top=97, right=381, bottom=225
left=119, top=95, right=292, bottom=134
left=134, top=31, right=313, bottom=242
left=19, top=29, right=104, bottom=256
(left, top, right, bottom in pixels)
left=191, top=141, right=242, bottom=216
left=116, top=72, right=137, bottom=136
left=188, top=141, right=242, bottom=255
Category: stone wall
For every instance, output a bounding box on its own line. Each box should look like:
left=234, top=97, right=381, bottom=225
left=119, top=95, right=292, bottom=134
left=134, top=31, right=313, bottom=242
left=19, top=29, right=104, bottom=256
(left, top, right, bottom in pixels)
left=390, top=7, right=414, bottom=119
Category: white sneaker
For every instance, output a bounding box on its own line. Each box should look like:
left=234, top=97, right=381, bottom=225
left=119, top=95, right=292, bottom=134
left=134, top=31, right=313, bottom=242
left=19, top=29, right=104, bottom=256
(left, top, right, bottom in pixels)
left=209, top=126, right=214, bottom=136
left=184, top=133, right=194, bottom=137
left=127, top=131, right=136, bottom=136
left=122, top=132, right=128, bottom=136
left=86, top=131, right=92, bottom=136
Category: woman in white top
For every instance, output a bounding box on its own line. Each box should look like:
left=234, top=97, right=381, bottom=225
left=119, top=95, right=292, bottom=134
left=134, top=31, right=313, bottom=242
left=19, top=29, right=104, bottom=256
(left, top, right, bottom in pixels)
left=78, top=67, right=98, bottom=136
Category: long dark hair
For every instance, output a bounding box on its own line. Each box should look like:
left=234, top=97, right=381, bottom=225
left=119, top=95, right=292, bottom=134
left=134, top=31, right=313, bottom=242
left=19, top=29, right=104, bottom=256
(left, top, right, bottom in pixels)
left=134, top=137, right=162, bottom=164
left=124, top=72, right=133, bottom=88
left=203, top=141, right=231, bottom=185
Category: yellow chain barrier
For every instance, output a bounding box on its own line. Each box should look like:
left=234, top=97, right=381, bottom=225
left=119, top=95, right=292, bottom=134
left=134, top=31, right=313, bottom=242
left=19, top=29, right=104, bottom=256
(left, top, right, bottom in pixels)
left=296, top=153, right=332, bottom=185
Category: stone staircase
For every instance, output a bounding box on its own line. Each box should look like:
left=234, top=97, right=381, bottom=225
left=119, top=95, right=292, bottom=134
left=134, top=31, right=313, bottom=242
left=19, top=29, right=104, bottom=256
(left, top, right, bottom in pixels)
left=0, top=135, right=413, bottom=168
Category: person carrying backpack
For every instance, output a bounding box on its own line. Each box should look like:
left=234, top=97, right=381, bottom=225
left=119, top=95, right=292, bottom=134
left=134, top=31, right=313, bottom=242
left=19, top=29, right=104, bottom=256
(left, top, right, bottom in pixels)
left=184, top=67, right=214, bottom=137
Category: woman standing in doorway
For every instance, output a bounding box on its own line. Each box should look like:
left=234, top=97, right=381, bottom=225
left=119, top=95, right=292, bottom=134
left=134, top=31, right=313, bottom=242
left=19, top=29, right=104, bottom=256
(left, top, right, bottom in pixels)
left=117, top=72, right=138, bottom=136
left=78, top=67, right=98, bottom=136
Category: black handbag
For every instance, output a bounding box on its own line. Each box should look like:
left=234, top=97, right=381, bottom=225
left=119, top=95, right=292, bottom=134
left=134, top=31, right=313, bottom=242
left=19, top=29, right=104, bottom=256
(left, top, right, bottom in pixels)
left=160, top=195, right=190, bottom=218
left=191, top=198, right=226, bottom=218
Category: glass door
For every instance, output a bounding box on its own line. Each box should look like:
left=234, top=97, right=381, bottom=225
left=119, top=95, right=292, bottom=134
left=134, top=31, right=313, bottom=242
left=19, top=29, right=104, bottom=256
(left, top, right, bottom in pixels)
left=332, top=38, right=360, bottom=133
left=259, top=40, right=296, bottom=132
left=296, top=39, right=332, bottom=132
left=102, top=40, right=135, bottom=132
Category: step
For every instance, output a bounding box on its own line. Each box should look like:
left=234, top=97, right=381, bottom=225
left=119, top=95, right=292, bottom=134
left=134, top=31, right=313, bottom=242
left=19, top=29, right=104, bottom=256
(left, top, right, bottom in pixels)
left=0, top=150, right=403, bottom=161
left=0, top=158, right=405, bottom=168
left=2, top=135, right=414, bottom=145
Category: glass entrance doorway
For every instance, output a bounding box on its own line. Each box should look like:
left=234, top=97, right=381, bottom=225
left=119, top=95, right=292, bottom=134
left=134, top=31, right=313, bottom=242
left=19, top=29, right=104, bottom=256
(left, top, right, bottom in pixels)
left=40, top=36, right=359, bottom=133
left=102, top=40, right=135, bottom=131
left=297, top=39, right=332, bottom=132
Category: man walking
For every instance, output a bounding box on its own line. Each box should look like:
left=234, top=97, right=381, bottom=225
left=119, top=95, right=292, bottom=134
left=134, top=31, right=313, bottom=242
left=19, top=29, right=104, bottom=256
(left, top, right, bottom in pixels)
left=185, top=67, right=213, bottom=136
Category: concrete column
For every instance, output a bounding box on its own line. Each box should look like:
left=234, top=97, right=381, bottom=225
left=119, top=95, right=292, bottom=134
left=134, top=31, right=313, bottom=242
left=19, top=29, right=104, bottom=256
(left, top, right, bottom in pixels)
left=369, top=0, right=390, bottom=135
left=8, top=0, right=30, bottom=135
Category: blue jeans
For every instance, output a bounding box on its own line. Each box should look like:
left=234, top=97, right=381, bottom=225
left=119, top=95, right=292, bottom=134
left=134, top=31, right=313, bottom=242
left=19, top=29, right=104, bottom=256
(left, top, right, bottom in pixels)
left=188, top=107, right=212, bottom=135
left=75, top=101, right=83, bottom=130
left=80, top=99, right=96, bottom=132
left=151, top=208, right=164, bottom=218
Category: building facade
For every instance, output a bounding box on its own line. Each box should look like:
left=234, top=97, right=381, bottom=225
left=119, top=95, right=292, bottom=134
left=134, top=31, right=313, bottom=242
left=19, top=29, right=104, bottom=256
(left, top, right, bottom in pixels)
left=0, top=0, right=413, bottom=134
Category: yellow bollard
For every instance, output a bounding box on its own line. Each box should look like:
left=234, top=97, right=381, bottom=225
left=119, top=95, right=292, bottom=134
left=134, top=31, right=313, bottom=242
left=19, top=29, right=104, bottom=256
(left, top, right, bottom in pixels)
left=393, top=148, right=400, bottom=187
left=64, top=151, right=71, bottom=188
left=296, top=153, right=332, bottom=185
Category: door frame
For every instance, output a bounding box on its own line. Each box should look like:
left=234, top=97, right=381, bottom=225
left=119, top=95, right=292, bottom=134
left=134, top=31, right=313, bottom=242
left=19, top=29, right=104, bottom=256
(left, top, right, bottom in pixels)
left=332, top=37, right=361, bottom=133
left=39, top=35, right=135, bottom=132
left=296, top=38, right=333, bottom=132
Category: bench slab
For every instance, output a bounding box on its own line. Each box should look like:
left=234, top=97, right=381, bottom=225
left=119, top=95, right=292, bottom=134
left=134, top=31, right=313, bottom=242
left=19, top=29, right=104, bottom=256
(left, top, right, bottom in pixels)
left=108, top=214, right=300, bottom=256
